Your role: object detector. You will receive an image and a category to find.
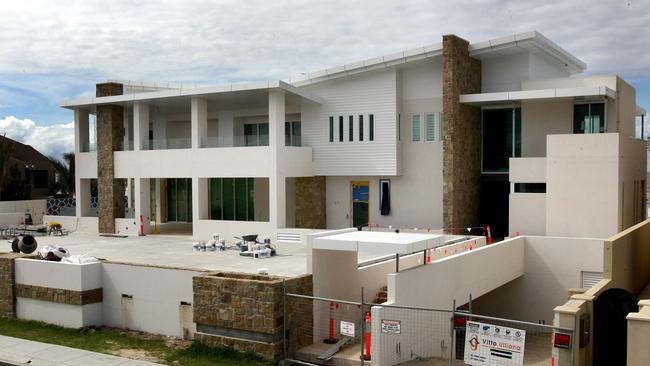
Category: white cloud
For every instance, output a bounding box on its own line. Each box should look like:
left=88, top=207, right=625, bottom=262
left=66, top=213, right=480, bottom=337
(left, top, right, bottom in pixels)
left=0, top=116, right=74, bottom=159
left=0, top=0, right=647, bottom=87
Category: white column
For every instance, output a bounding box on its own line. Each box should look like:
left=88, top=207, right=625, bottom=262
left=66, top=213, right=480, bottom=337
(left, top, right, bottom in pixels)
left=123, top=108, right=131, bottom=150
left=191, top=98, right=207, bottom=149
left=268, top=90, right=286, bottom=229
left=133, top=102, right=149, bottom=151
left=76, top=179, right=91, bottom=217
left=74, top=108, right=89, bottom=154
left=191, top=177, right=209, bottom=239
left=217, top=111, right=234, bottom=147
left=134, top=178, right=151, bottom=235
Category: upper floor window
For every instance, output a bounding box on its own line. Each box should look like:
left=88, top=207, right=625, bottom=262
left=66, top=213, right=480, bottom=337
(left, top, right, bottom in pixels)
left=329, top=117, right=334, bottom=142
left=244, top=123, right=268, bottom=146
left=338, top=116, right=344, bottom=142
left=369, top=114, right=374, bottom=141
left=411, top=114, right=421, bottom=142
left=285, top=121, right=301, bottom=146
left=359, top=115, right=364, bottom=141
left=574, top=103, right=605, bottom=134
left=482, top=107, right=521, bottom=173
left=426, top=113, right=436, bottom=141
left=349, top=116, right=354, bottom=142
left=398, top=114, right=401, bottom=141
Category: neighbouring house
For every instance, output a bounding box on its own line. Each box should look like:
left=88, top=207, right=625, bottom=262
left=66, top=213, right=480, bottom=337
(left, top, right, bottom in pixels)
left=1, top=136, right=56, bottom=201
left=60, top=31, right=647, bottom=239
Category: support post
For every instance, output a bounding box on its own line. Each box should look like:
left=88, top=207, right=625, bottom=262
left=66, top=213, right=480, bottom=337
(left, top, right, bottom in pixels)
left=133, top=102, right=149, bottom=151
left=360, top=287, right=365, bottom=365
left=134, top=178, right=151, bottom=235
left=191, top=97, right=207, bottom=149
left=269, top=90, right=286, bottom=230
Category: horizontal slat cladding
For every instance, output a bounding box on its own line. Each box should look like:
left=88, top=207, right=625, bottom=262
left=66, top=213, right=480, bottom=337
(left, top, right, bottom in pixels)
left=301, top=69, right=398, bottom=176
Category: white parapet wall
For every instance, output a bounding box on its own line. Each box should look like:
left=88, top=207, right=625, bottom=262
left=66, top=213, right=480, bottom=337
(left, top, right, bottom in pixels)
left=14, top=258, right=103, bottom=328
left=0, top=199, right=47, bottom=225
left=43, top=215, right=98, bottom=234
left=101, top=262, right=205, bottom=338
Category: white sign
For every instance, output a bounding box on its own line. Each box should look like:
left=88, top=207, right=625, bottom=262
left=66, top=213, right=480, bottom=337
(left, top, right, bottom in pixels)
left=464, top=321, right=526, bottom=366
left=340, top=321, right=355, bottom=337
left=381, top=319, right=401, bottom=334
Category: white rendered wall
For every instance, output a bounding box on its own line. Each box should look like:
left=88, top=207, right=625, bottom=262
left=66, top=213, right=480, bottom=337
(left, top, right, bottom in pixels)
left=300, top=69, right=398, bottom=176
left=481, top=52, right=531, bottom=92
left=509, top=194, right=546, bottom=236
left=388, top=237, right=525, bottom=308
left=521, top=100, right=573, bottom=157
left=43, top=216, right=98, bottom=234
left=14, top=259, right=103, bottom=328
left=545, top=133, right=628, bottom=238
left=471, top=236, right=603, bottom=323
left=0, top=199, right=47, bottom=225
left=101, top=262, right=202, bottom=338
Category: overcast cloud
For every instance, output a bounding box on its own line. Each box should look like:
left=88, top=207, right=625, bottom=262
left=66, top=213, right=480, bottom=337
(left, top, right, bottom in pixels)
left=0, top=0, right=648, bottom=158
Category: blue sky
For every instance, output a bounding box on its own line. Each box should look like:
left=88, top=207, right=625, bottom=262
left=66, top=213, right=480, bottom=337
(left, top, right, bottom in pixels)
left=0, top=0, right=648, bottom=159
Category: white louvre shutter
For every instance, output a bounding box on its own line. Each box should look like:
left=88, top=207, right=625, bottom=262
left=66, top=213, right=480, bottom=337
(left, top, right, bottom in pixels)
left=581, top=271, right=603, bottom=289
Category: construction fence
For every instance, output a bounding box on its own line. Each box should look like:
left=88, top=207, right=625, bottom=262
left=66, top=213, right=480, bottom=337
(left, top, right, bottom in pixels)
left=283, top=292, right=575, bottom=366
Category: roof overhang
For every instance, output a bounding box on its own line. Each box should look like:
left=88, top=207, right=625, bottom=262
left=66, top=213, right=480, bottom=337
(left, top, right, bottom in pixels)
left=60, top=80, right=323, bottom=109
left=460, top=86, right=616, bottom=106
left=292, top=31, right=586, bottom=87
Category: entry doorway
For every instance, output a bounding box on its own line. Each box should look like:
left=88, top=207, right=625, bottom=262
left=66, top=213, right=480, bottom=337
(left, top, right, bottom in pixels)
left=165, top=178, right=192, bottom=223
left=351, top=181, right=369, bottom=228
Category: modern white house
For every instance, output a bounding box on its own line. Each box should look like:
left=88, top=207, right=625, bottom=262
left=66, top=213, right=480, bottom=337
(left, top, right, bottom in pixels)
left=60, top=31, right=647, bottom=241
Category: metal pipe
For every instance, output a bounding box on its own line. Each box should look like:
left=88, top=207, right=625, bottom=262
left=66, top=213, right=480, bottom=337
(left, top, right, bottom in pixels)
left=395, top=253, right=399, bottom=273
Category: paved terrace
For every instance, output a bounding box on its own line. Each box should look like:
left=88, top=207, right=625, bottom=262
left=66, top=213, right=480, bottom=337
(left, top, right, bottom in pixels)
left=8, top=231, right=406, bottom=277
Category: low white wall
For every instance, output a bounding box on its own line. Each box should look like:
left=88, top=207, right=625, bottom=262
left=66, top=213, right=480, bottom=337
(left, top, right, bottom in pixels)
left=16, top=299, right=102, bottom=328
left=14, top=259, right=103, bottom=328
left=0, top=199, right=47, bottom=225
left=115, top=217, right=140, bottom=236
left=371, top=305, right=451, bottom=366
left=509, top=193, right=546, bottom=236
left=101, top=262, right=204, bottom=338
left=472, top=236, right=603, bottom=323
left=15, top=258, right=102, bottom=291
left=43, top=215, right=98, bottom=234
left=388, top=237, right=525, bottom=308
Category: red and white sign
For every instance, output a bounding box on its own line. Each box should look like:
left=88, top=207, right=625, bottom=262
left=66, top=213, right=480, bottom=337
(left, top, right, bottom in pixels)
left=380, top=319, right=401, bottom=334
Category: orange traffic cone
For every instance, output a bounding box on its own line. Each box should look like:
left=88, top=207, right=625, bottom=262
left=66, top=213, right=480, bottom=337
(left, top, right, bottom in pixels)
left=487, top=225, right=493, bottom=244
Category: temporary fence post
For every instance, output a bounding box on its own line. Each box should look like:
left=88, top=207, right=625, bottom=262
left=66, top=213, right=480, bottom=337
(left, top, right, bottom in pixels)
left=422, top=249, right=427, bottom=265
left=360, top=287, right=365, bottom=365
left=282, top=279, right=287, bottom=360
left=450, top=299, right=456, bottom=366
left=324, top=301, right=338, bottom=344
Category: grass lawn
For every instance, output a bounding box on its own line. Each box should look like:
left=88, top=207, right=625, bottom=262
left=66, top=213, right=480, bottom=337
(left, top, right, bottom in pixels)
left=0, top=317, right=274, bottom=366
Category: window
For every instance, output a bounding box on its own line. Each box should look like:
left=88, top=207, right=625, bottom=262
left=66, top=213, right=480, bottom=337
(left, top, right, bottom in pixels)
left=339, top=116, right=343, bottom=142
left=514, top=183, right=546, bottom=193
left=379, top=179, right=390, bottom=216
left=426, top=113, right=435, bottom=141
left=481, top=108, right=521, bottom=172
left=244, top=123, right=268, bottom=146
left=574, top=103, right=605, bottom=134
left=369, top=114, right=374, bottom=141
left=209, top=177, right=264, bottom=222
left=359, top=115, right=364, bottom=141
left=349, top=116, right=354, bottom=142
left=411, top=114, right=421, bottom=142
left=329, top=117, right=334, bottom=142
left=285, top=121, right=301, bottom=146
left=32, top=170, right=48, bottom=189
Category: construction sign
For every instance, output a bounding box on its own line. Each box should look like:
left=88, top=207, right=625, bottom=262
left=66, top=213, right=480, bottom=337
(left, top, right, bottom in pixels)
left=464, top=321, right=526, bottom=366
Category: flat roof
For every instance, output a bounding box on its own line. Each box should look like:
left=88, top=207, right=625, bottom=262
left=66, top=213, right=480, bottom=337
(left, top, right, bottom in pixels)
left=313, top=231, right=444, bottom=254
left=460, top=86, right=616, bottom=105
left=60, top=80, right=323, bottom=109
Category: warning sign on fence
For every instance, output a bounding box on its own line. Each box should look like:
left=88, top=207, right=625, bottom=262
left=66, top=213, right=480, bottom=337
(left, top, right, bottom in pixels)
left=381, top=319, right=401, bottom=334
left=340, top=321, right=355, bottom=337
left=464, top=320, right=526, bottom=366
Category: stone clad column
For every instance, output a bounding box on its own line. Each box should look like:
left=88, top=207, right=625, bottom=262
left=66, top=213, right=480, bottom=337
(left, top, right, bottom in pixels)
left=442, top=35, right=482, bottom=231
left=96, top=82, right=126, bottom=234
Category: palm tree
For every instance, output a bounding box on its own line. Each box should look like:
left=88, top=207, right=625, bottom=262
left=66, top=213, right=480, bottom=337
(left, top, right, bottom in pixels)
left=0, top=134, right=16, bottom=199
left=50, top=152, right=75, bottom=197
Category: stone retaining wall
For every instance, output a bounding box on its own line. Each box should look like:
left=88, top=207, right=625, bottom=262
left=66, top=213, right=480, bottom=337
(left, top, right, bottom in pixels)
left=0, top=253, right=34, bottom=317
left=15, top=284, right=103, bottom=305
left=193, top=272, right=312, bottom=360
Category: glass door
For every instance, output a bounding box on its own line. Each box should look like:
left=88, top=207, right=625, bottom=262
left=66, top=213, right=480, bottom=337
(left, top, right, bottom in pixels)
left=351, top=181, right=370, bottom=228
